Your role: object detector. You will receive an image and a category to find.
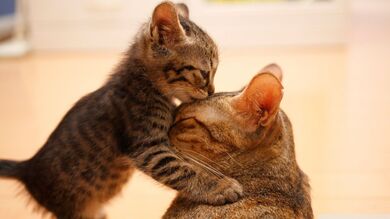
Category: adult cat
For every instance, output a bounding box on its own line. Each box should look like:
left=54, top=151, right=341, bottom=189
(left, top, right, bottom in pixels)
left=164, top=64, right=313, bottom=218
left=0, top=2, right=242, bottom=219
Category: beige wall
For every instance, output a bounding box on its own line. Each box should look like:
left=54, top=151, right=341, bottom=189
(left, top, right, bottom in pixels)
left=27, top=0, right=347, bottom=51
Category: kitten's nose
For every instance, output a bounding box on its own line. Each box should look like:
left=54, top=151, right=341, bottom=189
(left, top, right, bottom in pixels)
left=207, top=85, right=215, bottom=95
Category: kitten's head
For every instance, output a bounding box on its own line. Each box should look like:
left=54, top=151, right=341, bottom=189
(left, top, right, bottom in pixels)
left=169, top=64, right=284, bottom=162
left=140, top=1, right=218, bottom=102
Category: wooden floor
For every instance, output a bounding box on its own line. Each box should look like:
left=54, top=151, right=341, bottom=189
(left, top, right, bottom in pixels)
left=1, top=10, right=390, bottom=216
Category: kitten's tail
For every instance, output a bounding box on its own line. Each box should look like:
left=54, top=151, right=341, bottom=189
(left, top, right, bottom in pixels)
left=0, top=159, right=23, bottom=179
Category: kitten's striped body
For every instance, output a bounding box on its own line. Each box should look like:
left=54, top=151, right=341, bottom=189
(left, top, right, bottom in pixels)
left=0, top=2, right=242, bottom=219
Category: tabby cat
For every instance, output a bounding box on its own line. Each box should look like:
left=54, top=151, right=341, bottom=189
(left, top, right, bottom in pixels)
left=164, top=64, right=313, bottom=218
left=0, top=2, right=243, bottom=219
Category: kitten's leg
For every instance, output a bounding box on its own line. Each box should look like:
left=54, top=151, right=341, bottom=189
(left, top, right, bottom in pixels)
left=130, top=143, right=243, bottom=205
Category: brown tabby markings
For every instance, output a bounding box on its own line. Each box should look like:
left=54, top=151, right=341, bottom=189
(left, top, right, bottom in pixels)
left=164, top=64, right=313, bottom=219
left=0, top=2, right=243, bottom=219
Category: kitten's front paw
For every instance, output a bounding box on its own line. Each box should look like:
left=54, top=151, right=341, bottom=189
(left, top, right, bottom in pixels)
left=204, top=177, right=243, bottom=205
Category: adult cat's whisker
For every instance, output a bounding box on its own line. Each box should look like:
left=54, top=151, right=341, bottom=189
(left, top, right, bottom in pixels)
left=224, top=151, right=244, bottom=168
left=180, top=148, right=224, bottom=169
left=179, top=149, right=225, bottom=173
left=184, top=154, right=222, bottom=177
left=183, top=154, right=224, bottom=179
left=189, top=158, right=224, bottom=179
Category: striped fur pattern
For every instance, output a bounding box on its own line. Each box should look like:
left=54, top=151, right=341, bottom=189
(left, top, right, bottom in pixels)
left=164, top=65, right=313, bottom=218
left=0, top=2, right=243, bottom=219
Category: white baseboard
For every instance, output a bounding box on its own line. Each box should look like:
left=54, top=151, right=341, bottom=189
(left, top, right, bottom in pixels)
left=0, top=39, right=30, bottom=57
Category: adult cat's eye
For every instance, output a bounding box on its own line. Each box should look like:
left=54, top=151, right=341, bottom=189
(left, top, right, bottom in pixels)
left=200, top=70, right=209, bottom=79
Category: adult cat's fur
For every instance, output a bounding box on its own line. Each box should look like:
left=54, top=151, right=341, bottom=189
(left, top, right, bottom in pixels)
left=0, top=2, right=243, bottom=219
left=165, top=64, right=313, bottom=218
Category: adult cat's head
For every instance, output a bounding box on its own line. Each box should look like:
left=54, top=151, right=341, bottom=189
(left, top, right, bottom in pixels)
left=132, top=1, right=218, bottom=102
left=170, top=64, right=285, bottom=166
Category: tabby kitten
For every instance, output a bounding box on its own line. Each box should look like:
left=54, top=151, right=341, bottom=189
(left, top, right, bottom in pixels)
left=164, top=64, right=313, bottom=219
left=0, top=2, right=242, bottom=219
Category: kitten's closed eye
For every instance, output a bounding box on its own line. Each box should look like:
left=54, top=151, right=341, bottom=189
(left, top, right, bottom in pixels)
left=165, top=65, right=210, bottom=89
left=162, top=63, right=214, bottom=102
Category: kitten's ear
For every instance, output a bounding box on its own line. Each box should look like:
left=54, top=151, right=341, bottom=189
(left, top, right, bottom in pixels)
left=175, top=3, right=189, bottom=19
left=151, top=1, right=185, bottom=46
left=232, top=69, right=284, bottom=128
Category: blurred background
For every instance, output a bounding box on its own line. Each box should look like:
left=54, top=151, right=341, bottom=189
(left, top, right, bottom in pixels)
left=0, top=0, right=389, bottom=218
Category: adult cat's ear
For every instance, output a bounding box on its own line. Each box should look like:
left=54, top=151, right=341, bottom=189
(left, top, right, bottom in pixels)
left=175, top=3, right=189, bottom=19
left=232, top=68, right=283, bottom=128
left=150, top=1, right=185, bottom=46
left=260, top=63, right=283, bottom=82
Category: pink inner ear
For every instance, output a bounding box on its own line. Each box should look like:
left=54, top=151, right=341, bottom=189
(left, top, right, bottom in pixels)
left=152, top=2, right=183, bottom=44
left=244, top=73, right=283, bottom=113
left=232, top=73, right=283, bottom=127
left=152, top=2, right=180, bottom=31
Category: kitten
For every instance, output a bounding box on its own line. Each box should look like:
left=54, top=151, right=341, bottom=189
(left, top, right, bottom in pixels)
left=164, top=64, right=313, bottom=219
left=0, top=2, right=242, bottom=219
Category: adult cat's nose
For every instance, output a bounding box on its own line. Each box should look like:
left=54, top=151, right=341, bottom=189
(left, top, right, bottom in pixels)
left=208, top=85, right=215, bottom=95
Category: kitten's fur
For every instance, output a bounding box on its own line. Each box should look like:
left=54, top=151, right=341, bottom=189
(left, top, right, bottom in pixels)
left=165, top=64, right=313, bottom=218
left=0, top=2, right=243, bottom=219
